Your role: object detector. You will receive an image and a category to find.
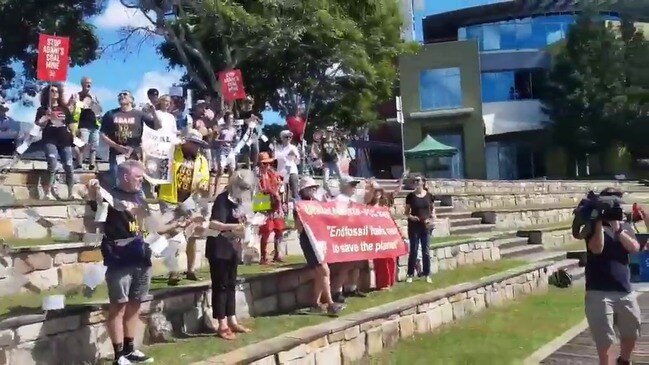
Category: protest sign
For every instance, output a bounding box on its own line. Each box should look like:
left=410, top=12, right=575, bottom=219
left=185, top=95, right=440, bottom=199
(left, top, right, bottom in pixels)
left=295, top=201, right=407, bottom=263
left=37, top=34, right=70, bottom=82
left=218, top=69, right=246, bottom=101
left=141, top=125, right=177, bottom=185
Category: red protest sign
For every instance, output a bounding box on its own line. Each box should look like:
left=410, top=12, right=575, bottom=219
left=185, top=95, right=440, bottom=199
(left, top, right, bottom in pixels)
left=37, top=34, right=70, bottom=82
left=296, top=201, right=407, bottom=264
left=218, top=69, right=246, bottom=101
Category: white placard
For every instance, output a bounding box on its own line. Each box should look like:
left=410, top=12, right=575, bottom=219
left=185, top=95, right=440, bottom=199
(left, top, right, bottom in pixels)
left=149, top=235, right=169, bottom=257
left=29, top=125, right=41, bottom=137
left=73, top=137, right=86, bottom=148
left=98, top=187, right=114, bottom=206
left=15, top=141, right=29, bottom=155
left=42, top=295, right=65, bottom=311
left=95, top=202, right=109, bottom=222
left=260, top=134, right=269, bottom=142
left=115, top=154, right=126, bottom=165
left=141, top=125, right=176, bottom=185
left=83, top=264, right=107, bottom=289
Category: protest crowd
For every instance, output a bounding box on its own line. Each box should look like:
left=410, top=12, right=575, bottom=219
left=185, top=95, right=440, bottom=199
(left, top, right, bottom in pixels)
left=0, top=78, right=431, bottom=365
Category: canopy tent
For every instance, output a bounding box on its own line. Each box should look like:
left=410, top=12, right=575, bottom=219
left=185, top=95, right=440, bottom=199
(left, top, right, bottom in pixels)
left=404, top=135, right=458, bottom=158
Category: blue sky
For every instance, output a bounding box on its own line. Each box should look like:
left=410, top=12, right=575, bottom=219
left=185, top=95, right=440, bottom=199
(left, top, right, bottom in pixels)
left=412, top=0, right=509, bottom=41
left=8, top=0, right=283, bottom=124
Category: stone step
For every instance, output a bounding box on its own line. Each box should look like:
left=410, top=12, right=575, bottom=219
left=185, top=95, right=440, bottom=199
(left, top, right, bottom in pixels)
left=494, top=236, right=529, bottom=250
left=500, top=244, right=545, bottom=259
left=521, top=251, right=570, bottom=264
left=437, top=211, right=472, bottom=219
left=449, top=224, right=495, bottom=235
left=435, top=205, right=454, bottom=214
left=449, top=217, right=483, bottom=228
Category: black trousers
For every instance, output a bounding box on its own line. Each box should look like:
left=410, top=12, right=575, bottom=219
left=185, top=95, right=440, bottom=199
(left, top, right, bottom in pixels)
left=208, top=257, right=238, bottom=320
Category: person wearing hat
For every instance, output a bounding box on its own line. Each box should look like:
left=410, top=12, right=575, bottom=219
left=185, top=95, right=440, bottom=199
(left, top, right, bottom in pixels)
left=202, top=169, right=255, bottom=339
left=257, top=152, right=286, bottom=264
left=321, top=126, right=342, bottom=184
left=0, top=103, right=18, bottom=156
left=158, top=129, right=210, bottom=285
left=275, top=130, right=300, bottom=200
left=294, top=176, right=345, bottom=315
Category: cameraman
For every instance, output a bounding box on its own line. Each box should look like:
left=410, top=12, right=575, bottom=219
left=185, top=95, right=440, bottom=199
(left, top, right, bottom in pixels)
left=585, top=188, right=642, bottom=365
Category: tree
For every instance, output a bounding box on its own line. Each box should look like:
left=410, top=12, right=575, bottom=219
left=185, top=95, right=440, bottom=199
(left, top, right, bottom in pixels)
left=0, top=0, right=104, bottom=102
left=120, top=0, right=415, bottom=131
left=540, top=11, right=626, bottom=175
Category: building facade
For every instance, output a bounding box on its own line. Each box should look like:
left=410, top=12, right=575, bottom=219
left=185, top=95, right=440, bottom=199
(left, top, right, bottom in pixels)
left=399, top=0, right=643, bottom=179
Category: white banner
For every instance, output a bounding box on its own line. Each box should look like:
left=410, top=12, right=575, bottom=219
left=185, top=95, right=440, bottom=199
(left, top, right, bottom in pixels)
left=142, top=125, right=177, bottom=185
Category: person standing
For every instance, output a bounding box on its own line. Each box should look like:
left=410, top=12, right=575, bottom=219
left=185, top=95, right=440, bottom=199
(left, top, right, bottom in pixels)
left=257, top=152, right=285, bottom=264
left=86, top=160, right=183, bottom=365
left=404, top=175, right=435, bottom=283
left=70, top=76, right=102, bottom=170
left=274, top=130, right=300, bottom=201
left=158, top=129, right=210, bottom=285
left=321, top=127, right=342, bottom=183
left=100, top=91, right=157, bottom=187
left=154, top=95, right=179, bottom=137
left=34, top=84, right=77, bottom=200
left=585, top=188, right=643, bottom=365
left=202, top=170, right=254, bottom=340
left=367, top=182, right=397, bottom=290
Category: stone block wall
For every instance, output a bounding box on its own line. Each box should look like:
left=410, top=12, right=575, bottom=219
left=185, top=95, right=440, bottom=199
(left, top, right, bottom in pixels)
left=447, top=193, right=582, bottom=211
left=525, top=229, right=576, bottom=249
left=0, top=261, right=370, bottom=365
left=203, top=263, right=552, bottom=365
left=427, top=179, right=632, bottom=195
left=473, top=208, right=575, bottom=230
left=395, top=239, right=500, bottom=280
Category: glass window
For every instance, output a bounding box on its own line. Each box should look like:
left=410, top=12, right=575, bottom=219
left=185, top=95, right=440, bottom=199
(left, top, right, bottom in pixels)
left=481, top=69, right=543, bottom=102
left=458, top=14, right=621, bottom=52
left=419, top=68, right=463, bottom=110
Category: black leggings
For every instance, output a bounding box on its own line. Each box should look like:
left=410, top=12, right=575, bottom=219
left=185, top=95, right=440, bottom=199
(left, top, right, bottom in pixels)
left=209, top=257, right=238, bottom=319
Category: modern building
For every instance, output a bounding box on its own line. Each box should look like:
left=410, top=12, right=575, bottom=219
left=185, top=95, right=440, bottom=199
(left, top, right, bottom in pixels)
left=399, top=0, right=647, bottom=180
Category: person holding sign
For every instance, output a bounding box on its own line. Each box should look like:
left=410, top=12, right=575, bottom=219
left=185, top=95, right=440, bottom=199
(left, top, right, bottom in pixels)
left=100, top=91, right=157, bottom=187
left=34, top=84, right=77, bottom=200
left=86, top=160, right=185, bottom=365
left=158, top=129, right=210, bottom=285
left=257, top=152, right=286, bottom=264
left=367, top=182, right=398, bottom=290
left=404, top=174, right=435, bottom=283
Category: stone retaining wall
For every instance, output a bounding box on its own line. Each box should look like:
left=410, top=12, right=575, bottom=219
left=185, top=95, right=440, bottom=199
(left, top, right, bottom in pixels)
left=0, top=261, right=369, bottom=365
left=445, top=193, right=582, bottom=211
left=522, top=228, right=575, bottom=249
left=196, top=262, right=552, bottom=365
left=427, top=179, right=637, bottom=195
left=473, top=208, right=575, bottom=230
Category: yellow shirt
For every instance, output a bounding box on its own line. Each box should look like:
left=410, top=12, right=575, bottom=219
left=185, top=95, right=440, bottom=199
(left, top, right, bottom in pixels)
left=158, top=146, right=209, bottom=205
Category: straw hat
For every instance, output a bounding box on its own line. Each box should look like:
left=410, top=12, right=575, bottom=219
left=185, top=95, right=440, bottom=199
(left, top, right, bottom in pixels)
left=228, top=169, right=256, bottom=201
left=184, top=129, right=208, bottom=147
left=280, top=130, right=293, bottom=139
left=299, top=177, right=319, bottom=192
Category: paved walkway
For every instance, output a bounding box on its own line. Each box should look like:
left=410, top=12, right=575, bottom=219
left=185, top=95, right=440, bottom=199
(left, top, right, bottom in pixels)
left=541, top=290, right=649, bottom=364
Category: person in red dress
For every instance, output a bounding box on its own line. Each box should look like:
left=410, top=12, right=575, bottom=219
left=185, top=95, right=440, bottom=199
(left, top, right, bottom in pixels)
left=258, top=152, right=286, bottom=264
left=367, top=181, right=398, bottom=290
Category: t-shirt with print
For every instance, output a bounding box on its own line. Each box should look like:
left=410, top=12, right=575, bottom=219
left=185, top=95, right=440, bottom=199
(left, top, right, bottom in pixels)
left=77, top=93, right=100, bottom=130
left=175, top=159, right=195, bottom=203
left=405, top=191, right=434, bottom=228
left=321, top=139, right=338, bottom=163
left=36, top=106, right=74, bottom=146
left=585, top=223, right=635, bottom=293
left=100, top=108, right=155, bottom=155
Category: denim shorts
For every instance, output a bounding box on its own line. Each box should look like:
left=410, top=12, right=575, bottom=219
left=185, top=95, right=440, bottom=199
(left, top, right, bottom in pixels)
left=79, top=128, right=99, bottom=150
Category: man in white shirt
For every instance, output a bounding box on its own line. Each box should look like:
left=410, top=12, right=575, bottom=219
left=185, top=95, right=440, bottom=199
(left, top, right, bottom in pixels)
left=331, top=175, right=367, bottom=303
left=275, top=130, right=300, bottom=200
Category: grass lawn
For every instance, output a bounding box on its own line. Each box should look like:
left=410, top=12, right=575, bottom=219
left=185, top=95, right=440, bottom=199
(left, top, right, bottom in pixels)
left=142, top=259, right=525, bottom=365
left=363, top=286, right=585, bottom=365
left=3, top=237, right=79, bottom=248
left=517, top=221, right=572, bottom=231
left=0, top=256, right=307, bottom=318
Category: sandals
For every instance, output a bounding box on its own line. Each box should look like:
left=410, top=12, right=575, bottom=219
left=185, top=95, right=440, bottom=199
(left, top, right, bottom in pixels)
left=217, top=328, right=236, bottom=340
left=229, top=323, right=252, bottom=333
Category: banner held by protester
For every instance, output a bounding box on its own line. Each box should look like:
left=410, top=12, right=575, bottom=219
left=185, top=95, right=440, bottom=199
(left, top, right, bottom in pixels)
left=141, top=125, right=177, bottom=185
left=295, top=201, right=407, bottom=263
left=37, top=34, right=70, bottom=82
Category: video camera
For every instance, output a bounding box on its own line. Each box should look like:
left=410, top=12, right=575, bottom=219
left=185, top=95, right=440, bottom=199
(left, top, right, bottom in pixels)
left=571, top=190, right=625, bottom=239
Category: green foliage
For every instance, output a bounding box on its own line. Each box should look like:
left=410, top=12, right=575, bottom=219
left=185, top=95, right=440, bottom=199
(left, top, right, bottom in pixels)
left=541, top=12, right=628, bottom=163
left=0, top=0, right=104, bottom=100
left=155, top=0, right=416, bottom=131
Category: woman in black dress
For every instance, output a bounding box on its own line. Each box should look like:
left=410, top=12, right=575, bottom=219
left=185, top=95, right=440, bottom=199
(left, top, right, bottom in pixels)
left=204, top=169, right=254, bottom=340
left=404, top=174, right=435, bottom=283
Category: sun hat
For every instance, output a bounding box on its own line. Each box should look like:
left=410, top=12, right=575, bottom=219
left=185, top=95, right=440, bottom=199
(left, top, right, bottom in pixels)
left=299, top=177, right=319, bottom=192
left=339, top=175, right=361, bottom=187
left=280, top=130, right=293, bottom=139
left=184, top=129, right=208, bottom=147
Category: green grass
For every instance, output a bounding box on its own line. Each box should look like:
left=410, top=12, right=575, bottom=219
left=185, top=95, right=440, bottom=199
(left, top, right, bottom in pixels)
left=142, top=259, right=525, bottom=365
left=3, top=237, right=79, bottom=248
left=0, top=256, right=307, bottom=318
left=516, top=221, right=572, bottom=231
left=362, top=286, right=585, bottom=365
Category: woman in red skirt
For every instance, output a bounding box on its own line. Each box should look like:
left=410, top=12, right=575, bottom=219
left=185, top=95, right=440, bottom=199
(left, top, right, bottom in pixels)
left=258, top=152, right=285, bottom=264
left=367, top=182, right=398, bottom=290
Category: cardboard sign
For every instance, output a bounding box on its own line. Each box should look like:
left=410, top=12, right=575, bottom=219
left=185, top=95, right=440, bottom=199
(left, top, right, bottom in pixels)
left=36, top=34, right=70, bottom=82
left=218, top=69, right=246, bottom=101
left=295, top=201, right=407, bottom=264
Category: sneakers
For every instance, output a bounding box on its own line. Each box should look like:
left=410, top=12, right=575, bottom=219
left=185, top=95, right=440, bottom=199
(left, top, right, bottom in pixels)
left=113, top=356, right=131, bottom=365
left=406, top=277, right=413, bottom=283
left=332, top=292, right=346, bottom=304
left=124, top=350, right=154, bottom=363
left=345, top=289, right=367, bottom=298
left=327, top=303, right=346, bottom=315
left=426, top=276, right=432, bottom=283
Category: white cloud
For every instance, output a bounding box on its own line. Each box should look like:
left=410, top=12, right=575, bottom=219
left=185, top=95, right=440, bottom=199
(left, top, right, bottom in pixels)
left=6, top=70, right=183, bottom=122
left=93, top=0, right=154, bottom=30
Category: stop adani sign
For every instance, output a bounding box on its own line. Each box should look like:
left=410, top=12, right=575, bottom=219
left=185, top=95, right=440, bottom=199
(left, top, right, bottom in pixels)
left=37, top=34, right=70, bottom=82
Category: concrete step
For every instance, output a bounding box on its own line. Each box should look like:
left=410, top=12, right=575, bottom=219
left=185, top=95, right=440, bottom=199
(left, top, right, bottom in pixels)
left=435, top=205, right=454, bottom=214
left=437, top=211, right=472, bottom=219
left=519, top=250, right=568, bottom=263
left=449, top=217, right=483, bottom=228
left=500, top=244, right=545, bottom=259
left=494, top=236, right=529, bottom=250
left=450, top=224, right=495, bottom=235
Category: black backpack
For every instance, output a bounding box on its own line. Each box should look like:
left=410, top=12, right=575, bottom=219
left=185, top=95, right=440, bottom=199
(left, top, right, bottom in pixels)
left=549, top=269, right=573, bottom=288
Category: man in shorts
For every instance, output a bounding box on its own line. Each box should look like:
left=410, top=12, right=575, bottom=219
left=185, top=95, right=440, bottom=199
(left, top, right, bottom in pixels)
left=87, top=160, right=185, bottom=365
left=585, top=187, right=642, bottom=365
